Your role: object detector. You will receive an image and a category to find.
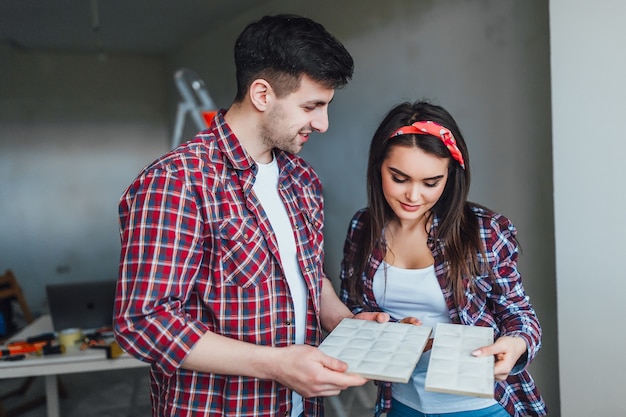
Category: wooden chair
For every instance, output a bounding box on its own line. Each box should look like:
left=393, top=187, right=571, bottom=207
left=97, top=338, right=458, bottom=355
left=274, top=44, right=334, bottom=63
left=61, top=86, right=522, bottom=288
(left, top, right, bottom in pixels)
left=0, top=270, right=34, bottom=335
left=0, top=269, right=48, bottom=417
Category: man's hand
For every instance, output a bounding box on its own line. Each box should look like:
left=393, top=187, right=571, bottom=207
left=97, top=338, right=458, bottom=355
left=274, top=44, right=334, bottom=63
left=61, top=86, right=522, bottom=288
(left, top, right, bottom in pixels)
left=269, top=344, right=367, bottom=397
left=471, top=335, right=527, bottom=381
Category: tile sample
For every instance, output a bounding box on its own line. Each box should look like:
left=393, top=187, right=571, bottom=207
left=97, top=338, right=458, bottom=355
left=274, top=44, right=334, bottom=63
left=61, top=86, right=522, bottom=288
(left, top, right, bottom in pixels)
left=318, top=318, right=432, bottom=383
left=425, top=323, right=494, bottom=398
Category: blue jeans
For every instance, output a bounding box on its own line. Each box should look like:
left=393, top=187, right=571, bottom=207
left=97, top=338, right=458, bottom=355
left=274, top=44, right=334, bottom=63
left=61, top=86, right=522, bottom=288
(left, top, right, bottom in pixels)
left=388, top=398, right=510, bottom=417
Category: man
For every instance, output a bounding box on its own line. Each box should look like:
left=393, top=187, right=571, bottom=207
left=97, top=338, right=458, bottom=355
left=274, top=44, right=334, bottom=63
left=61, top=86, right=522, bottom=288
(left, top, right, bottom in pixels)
left=114, top=14, right=388, bottom=417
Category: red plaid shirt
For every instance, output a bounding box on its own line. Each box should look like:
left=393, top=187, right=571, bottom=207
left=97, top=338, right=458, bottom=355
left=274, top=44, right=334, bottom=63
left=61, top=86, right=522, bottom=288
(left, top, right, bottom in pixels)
left=340, top=207, right=547, bottom=417
left=115, top=112, right=325, bottom=417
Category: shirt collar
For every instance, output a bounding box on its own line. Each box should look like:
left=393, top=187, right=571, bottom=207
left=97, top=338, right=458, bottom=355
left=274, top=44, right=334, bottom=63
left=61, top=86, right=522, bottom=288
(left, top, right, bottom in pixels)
left=211, top=110, right=254, bottom=171
left=212, top=110, right=296, bottom=174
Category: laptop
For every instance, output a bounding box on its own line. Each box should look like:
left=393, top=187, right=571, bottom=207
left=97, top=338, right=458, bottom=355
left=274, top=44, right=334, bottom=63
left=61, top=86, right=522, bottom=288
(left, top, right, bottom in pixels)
left=46, top=280, right=117, bottom=332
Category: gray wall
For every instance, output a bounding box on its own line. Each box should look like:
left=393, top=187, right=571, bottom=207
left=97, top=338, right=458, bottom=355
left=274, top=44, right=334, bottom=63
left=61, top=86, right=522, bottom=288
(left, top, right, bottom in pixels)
left=0, top=1, right=566, bottom=415
left=550, top=1, right=626, bottom=416
left=0, top=49, right=170, bottom=312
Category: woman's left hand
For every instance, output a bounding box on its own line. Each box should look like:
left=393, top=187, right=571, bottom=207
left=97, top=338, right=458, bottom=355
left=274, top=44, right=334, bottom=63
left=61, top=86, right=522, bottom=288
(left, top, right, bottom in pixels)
left=353, top=311, right=391, bottom=323
left=471, top=336, right=527, bottom=381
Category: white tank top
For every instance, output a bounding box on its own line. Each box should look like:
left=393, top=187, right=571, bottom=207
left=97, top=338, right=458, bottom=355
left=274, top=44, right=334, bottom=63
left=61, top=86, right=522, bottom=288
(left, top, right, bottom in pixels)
left=373, top=262, right=496, bottom=413
left=253, top=157, right=307, bottom=417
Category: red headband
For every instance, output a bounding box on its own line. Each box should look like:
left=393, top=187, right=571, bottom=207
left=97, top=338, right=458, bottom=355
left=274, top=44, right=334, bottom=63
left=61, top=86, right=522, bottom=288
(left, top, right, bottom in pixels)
left=389, top=121, right=465, bottom=169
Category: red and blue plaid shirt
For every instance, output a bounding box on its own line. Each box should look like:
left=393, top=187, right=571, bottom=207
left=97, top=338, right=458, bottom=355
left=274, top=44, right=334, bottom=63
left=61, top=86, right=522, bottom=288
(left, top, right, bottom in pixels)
left=340, top=207, right=547, bottom=417
left=115, top=112, right=326, bottom=417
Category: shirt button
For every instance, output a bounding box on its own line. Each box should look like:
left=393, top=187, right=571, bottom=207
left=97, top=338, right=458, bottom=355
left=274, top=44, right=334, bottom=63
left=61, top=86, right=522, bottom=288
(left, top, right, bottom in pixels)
left=305, top=267, right=311, bottom=273
left=285, top=320, right=292, bottom=326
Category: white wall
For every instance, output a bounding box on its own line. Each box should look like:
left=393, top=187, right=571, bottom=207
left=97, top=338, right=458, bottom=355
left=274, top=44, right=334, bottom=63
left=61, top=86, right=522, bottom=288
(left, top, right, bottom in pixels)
left=550, top=1, right=626, bottom=415
left=170, top=0, right=558, bottom=414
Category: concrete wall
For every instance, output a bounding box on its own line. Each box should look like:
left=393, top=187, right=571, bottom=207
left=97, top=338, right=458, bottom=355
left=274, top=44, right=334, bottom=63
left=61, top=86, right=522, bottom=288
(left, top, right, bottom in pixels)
left=0, top=49, right=170, bottom=314
left=550, top=1, right=626, bottom=415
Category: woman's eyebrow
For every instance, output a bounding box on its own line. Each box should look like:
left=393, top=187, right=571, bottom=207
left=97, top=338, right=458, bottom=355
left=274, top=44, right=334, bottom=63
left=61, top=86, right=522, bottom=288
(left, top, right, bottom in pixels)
left=388, top=167, right=444, bottom=181
left=389, top=167, right=410, bottom=177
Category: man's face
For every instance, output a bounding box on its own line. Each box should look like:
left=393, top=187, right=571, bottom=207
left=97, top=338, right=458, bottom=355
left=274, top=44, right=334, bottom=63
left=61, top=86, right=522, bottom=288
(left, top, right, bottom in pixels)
left=260, top=75, right=335, bottom=154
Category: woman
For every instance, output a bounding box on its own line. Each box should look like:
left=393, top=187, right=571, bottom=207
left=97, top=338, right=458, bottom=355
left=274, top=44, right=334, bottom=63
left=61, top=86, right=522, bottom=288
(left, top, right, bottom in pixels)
left=339, top=101, right=546, bottom=417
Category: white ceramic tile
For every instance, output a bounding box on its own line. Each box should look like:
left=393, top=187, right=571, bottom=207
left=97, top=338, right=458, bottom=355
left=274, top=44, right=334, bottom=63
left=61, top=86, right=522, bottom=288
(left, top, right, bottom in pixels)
left=425, top=323, right=494, bottom=398
left=318, top=318, right=432, bottom=383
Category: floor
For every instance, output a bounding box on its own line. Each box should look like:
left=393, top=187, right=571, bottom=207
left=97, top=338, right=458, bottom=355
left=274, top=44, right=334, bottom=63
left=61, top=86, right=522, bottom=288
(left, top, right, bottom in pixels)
left=0, top=368, right=378, bottom=417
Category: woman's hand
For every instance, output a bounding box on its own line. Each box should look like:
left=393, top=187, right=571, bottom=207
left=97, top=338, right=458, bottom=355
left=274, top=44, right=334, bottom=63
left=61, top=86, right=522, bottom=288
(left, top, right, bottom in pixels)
left=398, top=316, right=422, bottom=325
left=397, top=317, right=432, bottom=350
left=471, top=335, right=528, bottom=381
left=352, top=313, right=422, bottom=325
left=353, top=311, right=390, bottom=323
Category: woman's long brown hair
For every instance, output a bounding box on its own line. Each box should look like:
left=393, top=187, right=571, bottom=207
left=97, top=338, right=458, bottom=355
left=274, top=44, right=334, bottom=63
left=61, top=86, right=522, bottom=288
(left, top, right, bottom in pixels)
left=345, top=101, right=489, bottom=308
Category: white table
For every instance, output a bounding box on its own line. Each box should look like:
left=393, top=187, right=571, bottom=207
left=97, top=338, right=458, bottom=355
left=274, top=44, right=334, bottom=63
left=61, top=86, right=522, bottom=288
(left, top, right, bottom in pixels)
left=0, top=315, right=149, bottom=417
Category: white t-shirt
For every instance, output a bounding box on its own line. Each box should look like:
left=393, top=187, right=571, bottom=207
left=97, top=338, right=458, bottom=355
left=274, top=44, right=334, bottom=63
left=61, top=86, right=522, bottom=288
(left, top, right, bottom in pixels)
left=373, top=262, right=497, bottom=413
left=253, top=157, right=307, bottom=417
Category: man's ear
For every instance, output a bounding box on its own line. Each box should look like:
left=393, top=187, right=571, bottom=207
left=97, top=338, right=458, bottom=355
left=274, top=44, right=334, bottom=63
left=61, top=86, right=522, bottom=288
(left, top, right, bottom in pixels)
left=249, top=79, right=273, bottom=112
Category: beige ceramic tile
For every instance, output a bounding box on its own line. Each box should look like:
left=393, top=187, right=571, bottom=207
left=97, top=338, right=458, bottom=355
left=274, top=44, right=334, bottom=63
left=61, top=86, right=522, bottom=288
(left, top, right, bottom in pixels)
left=318, top=318, right=432, bottom=383
left=425, top=323, right=494, bottom=398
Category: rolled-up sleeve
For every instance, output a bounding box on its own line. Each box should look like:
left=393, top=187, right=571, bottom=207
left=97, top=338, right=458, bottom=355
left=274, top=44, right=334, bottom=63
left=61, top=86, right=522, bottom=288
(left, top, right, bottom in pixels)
left=115, top=168, right=208, bottom=377
left=487, top=214, right=542, bottom=368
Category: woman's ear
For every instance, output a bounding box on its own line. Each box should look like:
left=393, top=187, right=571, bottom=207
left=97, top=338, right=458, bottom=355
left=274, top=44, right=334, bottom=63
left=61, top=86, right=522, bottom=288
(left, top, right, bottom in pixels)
left=248, top=79, right=273, bottom=112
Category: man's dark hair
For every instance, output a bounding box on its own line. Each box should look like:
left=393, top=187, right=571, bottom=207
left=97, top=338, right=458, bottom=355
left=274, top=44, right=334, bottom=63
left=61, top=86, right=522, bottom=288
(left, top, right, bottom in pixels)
left=233, top=14, right=354, bottom=101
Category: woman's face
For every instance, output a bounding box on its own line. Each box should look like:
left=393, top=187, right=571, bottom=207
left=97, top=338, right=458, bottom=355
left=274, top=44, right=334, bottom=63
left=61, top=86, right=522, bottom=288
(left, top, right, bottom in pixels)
left=380, top=144, right=449, bottom=224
